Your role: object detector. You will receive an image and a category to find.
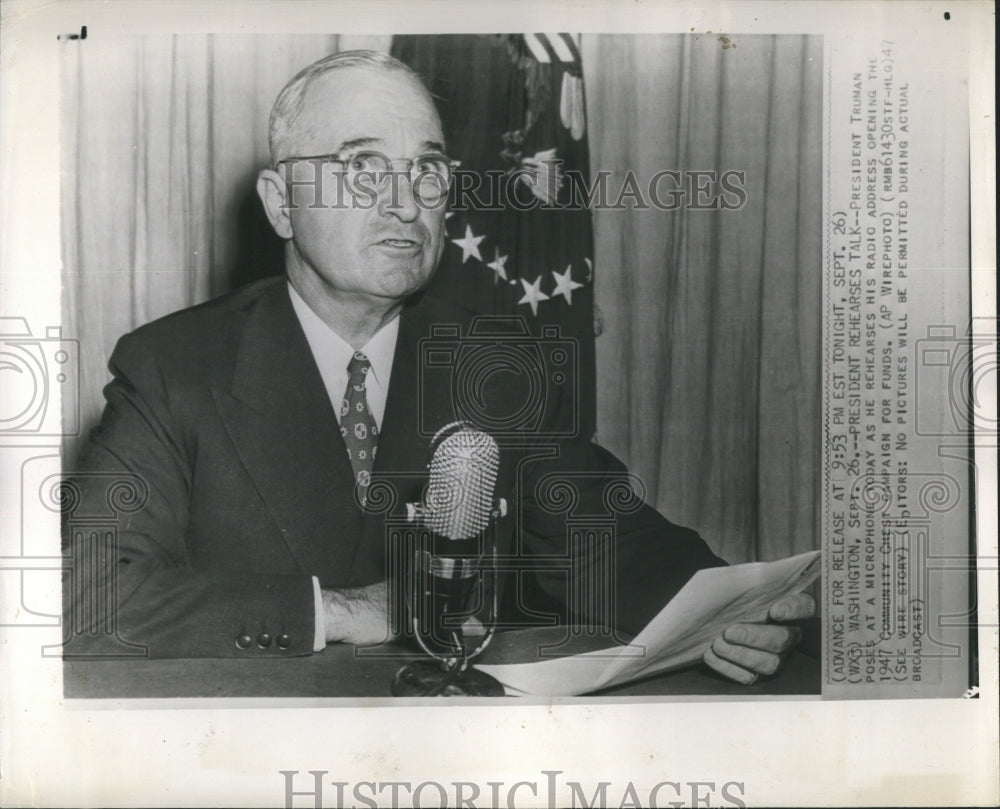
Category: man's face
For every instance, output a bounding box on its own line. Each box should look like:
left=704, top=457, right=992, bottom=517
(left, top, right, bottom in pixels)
left=278, top=67, right=447, bottom=305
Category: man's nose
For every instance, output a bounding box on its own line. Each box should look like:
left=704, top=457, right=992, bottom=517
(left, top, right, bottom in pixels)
left=378, top=171, right=421, bottom=222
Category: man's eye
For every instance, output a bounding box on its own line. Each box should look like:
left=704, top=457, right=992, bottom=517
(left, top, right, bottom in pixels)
left=347, top=153, right=383, bottom=173
left=416, top=157, right=447, bottom=174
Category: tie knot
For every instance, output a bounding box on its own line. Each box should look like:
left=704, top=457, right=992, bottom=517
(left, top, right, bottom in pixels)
left=347, top=351, right=371, bottom=385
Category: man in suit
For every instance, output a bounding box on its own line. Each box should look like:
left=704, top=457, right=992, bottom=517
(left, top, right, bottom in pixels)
left=65, top=50, right=813, bottom=686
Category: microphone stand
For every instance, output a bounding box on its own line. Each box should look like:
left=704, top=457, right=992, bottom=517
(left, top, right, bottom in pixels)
left=390, top=500, right=506, bottom=697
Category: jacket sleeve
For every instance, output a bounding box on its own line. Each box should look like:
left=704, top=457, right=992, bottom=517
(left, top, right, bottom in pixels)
left=61, top=332, right=317, bottom=659
left=519, top=439, right=727, bottom=637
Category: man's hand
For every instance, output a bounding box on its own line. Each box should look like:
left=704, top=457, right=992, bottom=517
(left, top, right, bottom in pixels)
left=703, top=592, right=816, bottom=684
left=321, top=581, right=396, bottom=646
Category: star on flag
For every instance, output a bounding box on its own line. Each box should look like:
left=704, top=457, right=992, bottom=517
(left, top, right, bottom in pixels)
left=551, top=264, right=584, bottom=305
left=451, top=224, right=485, bottom=264
left=517, top=276, right=550, bottom=316
left=486, top=248, right=509, bottom=282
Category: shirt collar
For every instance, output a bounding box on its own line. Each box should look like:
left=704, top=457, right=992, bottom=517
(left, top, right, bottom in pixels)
left=286, top=281, right=399, bottom=388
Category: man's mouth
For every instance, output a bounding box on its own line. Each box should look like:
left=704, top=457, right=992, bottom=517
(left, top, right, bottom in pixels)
left=379, top=238, right=420, bottom=248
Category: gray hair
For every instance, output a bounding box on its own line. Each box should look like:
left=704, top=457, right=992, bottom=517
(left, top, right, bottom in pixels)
left=268, top=49, right=432, bottom=166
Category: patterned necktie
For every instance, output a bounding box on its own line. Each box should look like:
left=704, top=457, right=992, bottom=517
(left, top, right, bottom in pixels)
left=340, top=351, right=379, bottom=507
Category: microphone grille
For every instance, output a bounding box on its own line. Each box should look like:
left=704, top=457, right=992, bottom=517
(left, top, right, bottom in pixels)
left=426, top=428, right=500, bottom=540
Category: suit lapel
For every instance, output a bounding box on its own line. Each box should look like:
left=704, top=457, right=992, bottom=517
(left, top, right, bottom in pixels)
left=346, top=295, right=461, bottom=583
left=212, top=282, right=363, bottom=585
left=373, top=299, right=451, bottom=485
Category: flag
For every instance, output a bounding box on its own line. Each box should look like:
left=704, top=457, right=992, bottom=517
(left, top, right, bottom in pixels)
left=392, top=34, right=597, bottom=439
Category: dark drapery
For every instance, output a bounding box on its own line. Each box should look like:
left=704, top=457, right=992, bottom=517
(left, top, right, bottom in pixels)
left=393, top=34, right=598, bottom=438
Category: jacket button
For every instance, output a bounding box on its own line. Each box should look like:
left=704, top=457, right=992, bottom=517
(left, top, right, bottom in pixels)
left=276, top=633, right=291, bottom=649
left=235, top=633, right=252, bottom=650
left=256, top=632, right=272, bottom=649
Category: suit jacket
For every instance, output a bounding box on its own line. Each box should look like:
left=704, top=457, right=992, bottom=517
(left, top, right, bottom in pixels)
left=63, top=277, right=724, bottom=658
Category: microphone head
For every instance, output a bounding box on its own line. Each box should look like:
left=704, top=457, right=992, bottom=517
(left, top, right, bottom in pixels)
left=426, top=425, right=500, bottom=540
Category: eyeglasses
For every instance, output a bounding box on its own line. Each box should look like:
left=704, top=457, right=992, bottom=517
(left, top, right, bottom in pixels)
left=277, top=150, right=460, bottom=205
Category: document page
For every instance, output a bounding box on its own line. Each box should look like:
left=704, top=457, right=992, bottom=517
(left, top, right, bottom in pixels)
left=479, top=550, right=822, bottom=695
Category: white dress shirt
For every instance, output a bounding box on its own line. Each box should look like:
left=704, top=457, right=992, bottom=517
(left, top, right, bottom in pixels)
left=287, top=281, right=398, bottom=428
left=287, top=282, right=401, bottom=650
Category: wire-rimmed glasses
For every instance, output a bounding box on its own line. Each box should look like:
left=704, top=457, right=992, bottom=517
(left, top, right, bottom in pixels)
left=277, top=149, right=460, bottom=206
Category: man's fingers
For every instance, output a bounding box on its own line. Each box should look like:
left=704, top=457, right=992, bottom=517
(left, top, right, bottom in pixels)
left=703, top=645, right=759, bottom=685
left=706, top=595, right=811, bottom=683
left=768, top=592, right=816, bottom=621
left=723, top=622, right=801, bottom=654
left=710, top=636, right=783, bottom=676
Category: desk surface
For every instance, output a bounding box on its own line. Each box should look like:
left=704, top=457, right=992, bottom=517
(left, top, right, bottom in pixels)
left=63, top=628, right=820, bottom=699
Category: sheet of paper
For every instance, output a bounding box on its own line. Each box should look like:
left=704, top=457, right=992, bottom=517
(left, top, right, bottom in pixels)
left=476, top=648, right=625, bottom=696
left=478, top=550, right=821, bottom=695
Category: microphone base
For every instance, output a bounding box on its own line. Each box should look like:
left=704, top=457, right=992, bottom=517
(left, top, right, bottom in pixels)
left=391, top=661, right=505, bottom=697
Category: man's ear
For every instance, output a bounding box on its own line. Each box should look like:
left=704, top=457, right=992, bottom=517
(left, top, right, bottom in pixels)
left=256, top=168, right=293, bottom=240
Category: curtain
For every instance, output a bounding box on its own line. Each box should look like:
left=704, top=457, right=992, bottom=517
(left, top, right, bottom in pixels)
left=583, top=35, right=823, bottom=563
left=60, top=33, right=390, bottom=464
left=62, top=33, right=821, bottom=563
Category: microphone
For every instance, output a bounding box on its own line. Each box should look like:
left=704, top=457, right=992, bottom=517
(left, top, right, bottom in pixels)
left=405, top=422, right=505, bottom=657
left=425, top=425, right=501, bottom=539
left=392, top=422, right=508, bottom=695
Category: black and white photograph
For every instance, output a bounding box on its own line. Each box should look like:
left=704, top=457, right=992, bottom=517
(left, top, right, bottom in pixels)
left=0, top=1, right=995, bottom=806
left=54, top=29, right=824, bottom=699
